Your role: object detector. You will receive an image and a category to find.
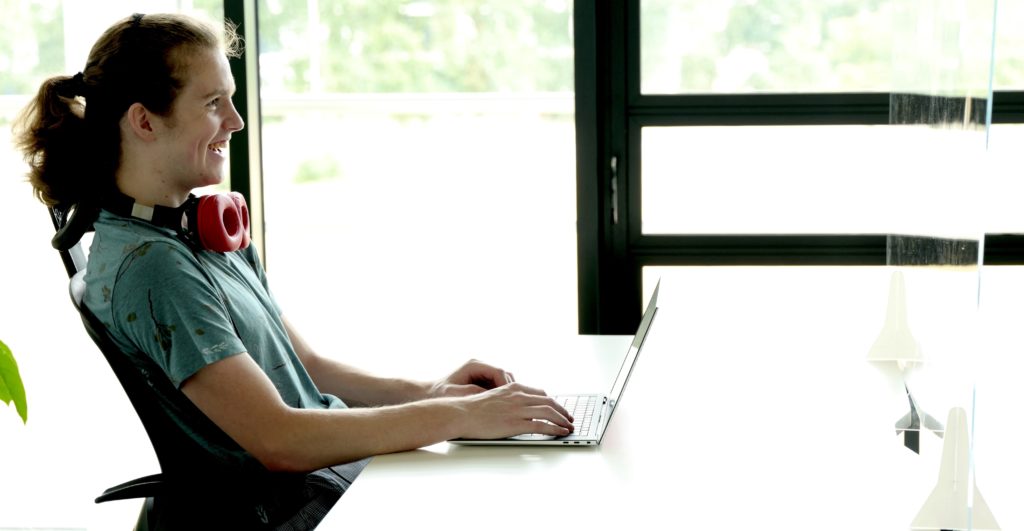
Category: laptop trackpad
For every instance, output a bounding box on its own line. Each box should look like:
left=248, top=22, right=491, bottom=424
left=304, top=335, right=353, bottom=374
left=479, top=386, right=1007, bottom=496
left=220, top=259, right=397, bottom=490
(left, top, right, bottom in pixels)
left=509, top=433, right=558, bottom=441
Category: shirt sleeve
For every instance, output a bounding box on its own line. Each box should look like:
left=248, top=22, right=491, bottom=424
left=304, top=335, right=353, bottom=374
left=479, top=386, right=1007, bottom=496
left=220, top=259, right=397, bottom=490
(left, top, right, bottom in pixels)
left=110, top=241, right=247, bottom=388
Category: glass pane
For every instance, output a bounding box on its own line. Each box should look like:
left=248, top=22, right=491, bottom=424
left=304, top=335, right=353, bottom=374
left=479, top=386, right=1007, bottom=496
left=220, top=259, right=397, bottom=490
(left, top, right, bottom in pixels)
left=988, top=123, right=1024, bottom=232
left=995, top=0, right=1024, bottom=90
left=640, top=0, right=895, bottom=94
left=640, top=0, right=1023, bottom=94
left=641, top=123, right=1021, bottom=235
left=258, top=1, right=577, bottom=369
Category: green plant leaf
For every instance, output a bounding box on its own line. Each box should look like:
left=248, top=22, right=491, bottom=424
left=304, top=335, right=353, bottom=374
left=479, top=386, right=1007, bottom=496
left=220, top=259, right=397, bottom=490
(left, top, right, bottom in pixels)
left=0, top=339, right=28, bottom=424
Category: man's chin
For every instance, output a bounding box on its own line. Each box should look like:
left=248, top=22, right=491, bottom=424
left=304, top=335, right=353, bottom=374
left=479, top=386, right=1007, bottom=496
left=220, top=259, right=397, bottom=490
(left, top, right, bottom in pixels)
left=198, top=172, right=227, bottom=189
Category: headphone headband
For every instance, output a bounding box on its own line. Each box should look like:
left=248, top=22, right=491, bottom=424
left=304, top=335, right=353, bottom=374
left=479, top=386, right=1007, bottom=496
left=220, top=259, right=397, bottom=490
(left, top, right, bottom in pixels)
left=102, top=190, right=250, bottom=253
left=103, top=189, right=191, bottom=231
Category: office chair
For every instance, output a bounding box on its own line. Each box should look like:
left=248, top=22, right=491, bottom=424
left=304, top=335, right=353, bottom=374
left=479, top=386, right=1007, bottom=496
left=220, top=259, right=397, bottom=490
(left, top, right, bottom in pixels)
left=49, top=204, right=162, bottom=529
left=49, top=204, right=322, bottom=530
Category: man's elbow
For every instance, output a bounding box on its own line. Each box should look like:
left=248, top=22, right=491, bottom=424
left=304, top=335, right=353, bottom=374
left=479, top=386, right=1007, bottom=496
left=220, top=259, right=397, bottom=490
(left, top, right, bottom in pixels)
left=245, top=415, right=320, bottom=473
left=252, top=439, right=317, bottom=474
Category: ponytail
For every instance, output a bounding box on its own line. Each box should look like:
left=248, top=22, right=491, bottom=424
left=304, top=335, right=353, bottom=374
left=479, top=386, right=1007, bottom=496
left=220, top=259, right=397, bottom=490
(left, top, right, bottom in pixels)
left=14, top=73, right=102, bottom=208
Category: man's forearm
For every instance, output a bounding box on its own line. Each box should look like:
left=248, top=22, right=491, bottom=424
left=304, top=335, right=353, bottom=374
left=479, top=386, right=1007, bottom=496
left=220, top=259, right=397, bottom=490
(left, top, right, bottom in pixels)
left=302, top=353, right=433, bottom=406
left=282, top=316, right=433, bottom=406
left=263, top=396, right=466, bottom=472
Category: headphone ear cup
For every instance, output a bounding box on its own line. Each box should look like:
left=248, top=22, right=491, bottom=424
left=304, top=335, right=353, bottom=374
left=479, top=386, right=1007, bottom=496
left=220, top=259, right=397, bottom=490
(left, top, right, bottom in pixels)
left=196, top=194, right=244, bottom=252
left=228, top=192, right=251, bottom=249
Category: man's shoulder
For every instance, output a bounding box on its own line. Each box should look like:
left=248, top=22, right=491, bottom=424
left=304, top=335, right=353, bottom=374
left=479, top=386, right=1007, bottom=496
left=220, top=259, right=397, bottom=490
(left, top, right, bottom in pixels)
left=84, top=212, right=203, bottom=309
left=90, top=211, right=194, bottom=267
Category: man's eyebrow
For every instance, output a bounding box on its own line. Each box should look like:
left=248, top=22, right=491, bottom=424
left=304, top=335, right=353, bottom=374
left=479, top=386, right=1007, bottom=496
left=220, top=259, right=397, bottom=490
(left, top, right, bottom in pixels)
left=200, top=87, right=235, bottom=100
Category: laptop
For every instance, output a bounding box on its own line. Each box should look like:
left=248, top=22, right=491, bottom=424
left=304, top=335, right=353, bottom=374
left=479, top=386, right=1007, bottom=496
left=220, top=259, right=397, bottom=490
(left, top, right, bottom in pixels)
left=452, top=280, right=660, bottom=446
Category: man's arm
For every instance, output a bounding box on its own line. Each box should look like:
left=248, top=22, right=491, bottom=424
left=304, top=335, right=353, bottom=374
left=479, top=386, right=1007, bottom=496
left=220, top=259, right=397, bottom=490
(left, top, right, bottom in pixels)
left=180, top=352, right=574, bottom=473
left=281, top=316, right=430, bottom=406
left=282, top=317, right=509, bottom=405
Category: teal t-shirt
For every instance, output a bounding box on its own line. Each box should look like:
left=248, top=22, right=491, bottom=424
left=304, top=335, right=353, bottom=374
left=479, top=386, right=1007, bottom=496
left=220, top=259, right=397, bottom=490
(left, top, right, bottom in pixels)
left=84, top=209, right=346, bottom=411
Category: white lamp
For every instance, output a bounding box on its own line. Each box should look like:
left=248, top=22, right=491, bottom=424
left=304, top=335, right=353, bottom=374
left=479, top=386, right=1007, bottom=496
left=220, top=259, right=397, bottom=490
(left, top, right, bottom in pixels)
left=868, top=270, right=922, bottom=369
left=868, top=271, right=943, bottom=453
left=911, top=407, right=999, bottom=531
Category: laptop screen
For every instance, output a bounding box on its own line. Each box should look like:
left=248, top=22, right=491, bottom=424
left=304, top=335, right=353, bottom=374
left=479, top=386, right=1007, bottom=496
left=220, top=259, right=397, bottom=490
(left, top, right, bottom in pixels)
left=606, top=280, right=660, bottom=412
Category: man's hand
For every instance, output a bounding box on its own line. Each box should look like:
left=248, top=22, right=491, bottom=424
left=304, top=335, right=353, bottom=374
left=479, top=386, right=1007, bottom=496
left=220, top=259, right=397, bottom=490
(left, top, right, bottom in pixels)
left=428, top=359, right=515, bottom=398
left=427, top=359, right=574, bottom=440
left=454, top=383, right=575, bottom=439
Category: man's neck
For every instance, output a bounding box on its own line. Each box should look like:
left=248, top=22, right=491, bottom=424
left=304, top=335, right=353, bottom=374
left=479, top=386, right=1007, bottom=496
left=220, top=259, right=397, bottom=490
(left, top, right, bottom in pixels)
left=114, top=160, right=189, bottom=208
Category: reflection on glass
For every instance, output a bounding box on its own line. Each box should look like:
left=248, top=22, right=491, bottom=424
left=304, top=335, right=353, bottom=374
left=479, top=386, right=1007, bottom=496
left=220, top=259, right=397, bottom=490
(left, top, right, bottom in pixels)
left=887, top=1, right=996, bottom=527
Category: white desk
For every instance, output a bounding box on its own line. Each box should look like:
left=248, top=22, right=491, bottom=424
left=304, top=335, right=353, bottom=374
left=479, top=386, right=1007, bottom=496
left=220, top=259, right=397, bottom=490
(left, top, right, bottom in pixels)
left=321, top=267, right=1024, bottom=530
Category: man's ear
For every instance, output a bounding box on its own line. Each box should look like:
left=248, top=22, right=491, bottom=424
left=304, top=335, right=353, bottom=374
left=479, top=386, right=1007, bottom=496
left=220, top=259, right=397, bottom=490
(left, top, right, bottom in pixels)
left=123, top=102, right=158, bottom=141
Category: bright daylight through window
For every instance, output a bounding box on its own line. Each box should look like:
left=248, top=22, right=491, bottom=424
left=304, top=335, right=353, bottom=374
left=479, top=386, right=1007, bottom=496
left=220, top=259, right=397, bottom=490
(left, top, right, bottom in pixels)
left=255, top=1, right=578, bottom=368
left=638, top=0, right=1024, bottom=237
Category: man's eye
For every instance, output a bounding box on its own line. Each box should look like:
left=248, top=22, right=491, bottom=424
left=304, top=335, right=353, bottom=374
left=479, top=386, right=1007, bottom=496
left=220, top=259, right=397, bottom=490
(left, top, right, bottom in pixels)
left=208, top=98, right=220, bottom=107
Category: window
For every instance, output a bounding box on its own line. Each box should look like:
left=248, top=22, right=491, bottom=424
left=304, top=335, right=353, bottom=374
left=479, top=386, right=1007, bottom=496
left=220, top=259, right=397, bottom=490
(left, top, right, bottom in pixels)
left=576, top=0, right=1024, bottom=334
left=251, top=1, right=578, bottom=367
left=640, top=0, right=894, bottom=94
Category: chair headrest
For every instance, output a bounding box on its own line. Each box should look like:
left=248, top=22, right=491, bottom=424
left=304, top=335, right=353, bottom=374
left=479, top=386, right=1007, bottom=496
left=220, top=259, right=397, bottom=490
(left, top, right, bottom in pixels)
left=52, top=202, right=100, bottom=252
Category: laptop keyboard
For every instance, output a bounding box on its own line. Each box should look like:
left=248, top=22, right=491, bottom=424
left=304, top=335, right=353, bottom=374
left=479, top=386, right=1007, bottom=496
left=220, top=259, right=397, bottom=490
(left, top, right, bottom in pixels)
left=560, top=395, right=600, bottom=437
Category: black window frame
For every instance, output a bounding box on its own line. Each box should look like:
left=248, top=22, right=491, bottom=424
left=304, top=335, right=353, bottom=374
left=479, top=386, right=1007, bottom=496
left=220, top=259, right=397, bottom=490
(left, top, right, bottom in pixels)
left=225, top=0, right=267, bottom=263
left=575, top=0, right=1024, bottom=334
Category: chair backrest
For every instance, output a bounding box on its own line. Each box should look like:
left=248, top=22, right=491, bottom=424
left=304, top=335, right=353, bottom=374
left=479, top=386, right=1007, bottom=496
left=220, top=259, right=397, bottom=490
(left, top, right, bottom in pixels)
left=49, top=206, right=267, bottom=485
left=50, top=205, right=335, bottom=527
left=68, top=269, right=227, bottom=477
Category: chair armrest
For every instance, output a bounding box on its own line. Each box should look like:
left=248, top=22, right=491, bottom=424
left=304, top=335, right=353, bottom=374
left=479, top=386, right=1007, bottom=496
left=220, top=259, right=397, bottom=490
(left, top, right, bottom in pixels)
left=95, top=473, right=165, bottom=503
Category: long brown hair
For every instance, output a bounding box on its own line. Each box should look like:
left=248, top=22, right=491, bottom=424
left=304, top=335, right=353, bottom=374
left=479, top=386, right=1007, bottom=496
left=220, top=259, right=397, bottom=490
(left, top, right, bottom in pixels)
left=13, top=13, right=241, bottom=208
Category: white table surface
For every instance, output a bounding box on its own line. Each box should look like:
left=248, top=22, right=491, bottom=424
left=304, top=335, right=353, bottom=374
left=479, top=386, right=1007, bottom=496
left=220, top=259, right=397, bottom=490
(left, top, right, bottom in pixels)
left=320, top=267, right=1024, bottom=530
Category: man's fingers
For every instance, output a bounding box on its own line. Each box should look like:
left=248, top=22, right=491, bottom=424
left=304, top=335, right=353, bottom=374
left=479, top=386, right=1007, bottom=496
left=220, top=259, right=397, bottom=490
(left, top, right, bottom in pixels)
left=456, top=382, right=580, bottom=439
left=523, top=419, right=572, bottom=437
left=462, top=360, right=510, bottom=389
left=548, top=398, right=573, bottom=422
left=512, top=388, right=573, bottom=423
left=496, top=385, right=574, bottom=424
left=522, top=405, right=574, bottom=431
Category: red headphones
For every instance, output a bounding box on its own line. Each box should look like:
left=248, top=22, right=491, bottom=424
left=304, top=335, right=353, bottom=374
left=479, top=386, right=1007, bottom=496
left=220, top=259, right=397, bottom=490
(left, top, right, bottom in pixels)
left=190, top=192, right=251, bottom=252
left=104, top=190, right=251, bottom=253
